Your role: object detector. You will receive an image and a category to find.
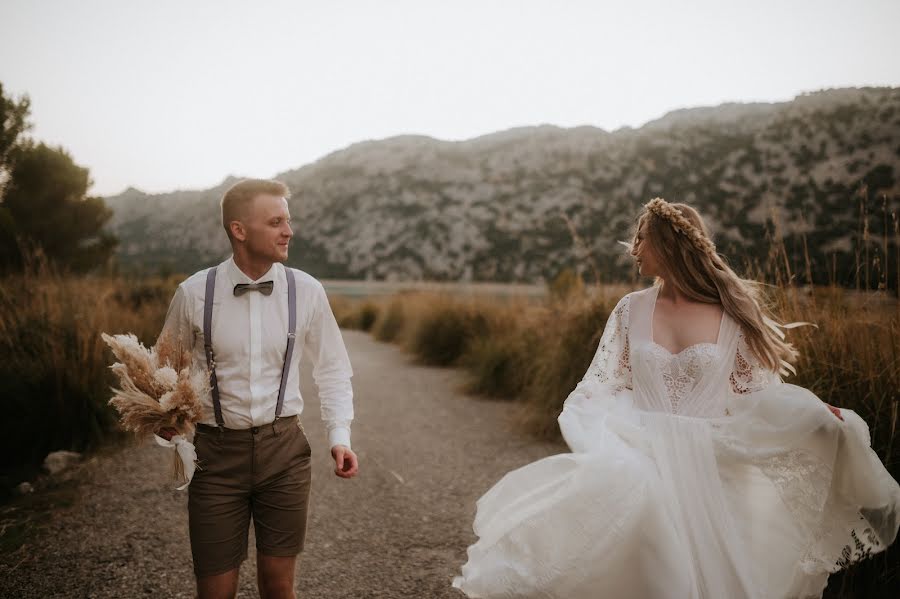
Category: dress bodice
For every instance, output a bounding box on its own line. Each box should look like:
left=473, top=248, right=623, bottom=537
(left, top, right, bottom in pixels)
left=579, top=285, right=780, bottom=418
left=638, top=342, right=723, bottom=414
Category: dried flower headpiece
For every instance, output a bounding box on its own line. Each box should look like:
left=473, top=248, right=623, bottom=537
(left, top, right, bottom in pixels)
left=644, top=197, right=717, bottom=258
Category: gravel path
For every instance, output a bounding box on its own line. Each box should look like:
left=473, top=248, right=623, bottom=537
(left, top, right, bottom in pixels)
left=0, top=330, right=562, bottom=598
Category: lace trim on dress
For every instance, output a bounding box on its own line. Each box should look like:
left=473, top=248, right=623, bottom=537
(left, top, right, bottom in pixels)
left=798, top=501, right=886, bottom=574
left=757, top=449, right=886, bottom=576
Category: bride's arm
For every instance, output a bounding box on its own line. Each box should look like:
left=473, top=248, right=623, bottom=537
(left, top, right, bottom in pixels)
left=728, top=332, right=776, bottom=395
left=729, top=331, right=843, bottom=420
left=580, top=294, right=632, bottom=392
left=558, top=294, right=632, bottom=452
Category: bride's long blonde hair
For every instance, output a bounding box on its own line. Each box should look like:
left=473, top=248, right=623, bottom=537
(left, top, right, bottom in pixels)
left=632, top=198, right=798, bottom=374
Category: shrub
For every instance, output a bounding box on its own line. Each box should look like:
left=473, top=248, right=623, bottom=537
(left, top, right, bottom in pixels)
left=460, top=332, right=534, bottom=398
left=358, top=302, right=379, bottom=332
left=404, top=298, right=484, bottom=366
left=372, top=297, right=408, bottom=343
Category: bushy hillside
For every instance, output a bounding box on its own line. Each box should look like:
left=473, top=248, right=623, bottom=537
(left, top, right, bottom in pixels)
left=106, top=87, right=900, bottom=286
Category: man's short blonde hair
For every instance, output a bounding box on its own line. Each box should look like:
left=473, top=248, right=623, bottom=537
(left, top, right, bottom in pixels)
left=221, top=178, right=291, bottom=238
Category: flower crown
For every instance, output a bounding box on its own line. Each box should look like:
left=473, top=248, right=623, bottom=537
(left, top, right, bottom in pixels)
left=644, top=197, right=717, bottom=257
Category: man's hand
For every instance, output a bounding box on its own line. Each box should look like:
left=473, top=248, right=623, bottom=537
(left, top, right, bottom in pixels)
left=331, top=445, right=359, bottom=479
left=826, top=403, right=844, bottom=421
left=157, top=427, right=178, bottom=441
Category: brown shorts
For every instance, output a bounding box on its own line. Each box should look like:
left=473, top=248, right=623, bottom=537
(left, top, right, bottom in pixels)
left=188, top=415, right=312, bottom=578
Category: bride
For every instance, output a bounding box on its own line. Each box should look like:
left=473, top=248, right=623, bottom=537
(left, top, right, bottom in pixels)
left=452, top=198, right=900, bottom=598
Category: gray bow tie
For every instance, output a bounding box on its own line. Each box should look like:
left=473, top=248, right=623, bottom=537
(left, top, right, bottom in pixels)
left=233, top=281, right=274, bottom=297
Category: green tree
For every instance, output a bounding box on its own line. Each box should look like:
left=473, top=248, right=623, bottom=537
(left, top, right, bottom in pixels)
left=0, top=82, right=33, bottom=269
left=2, top=142, right=117, bottom=272
left=0, top=82, right=32, bottom=199
left=0, top=82, right=117, bottom=272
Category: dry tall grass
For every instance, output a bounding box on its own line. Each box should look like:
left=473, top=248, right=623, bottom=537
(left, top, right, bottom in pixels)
left=0, top=261, right=174, bottom=497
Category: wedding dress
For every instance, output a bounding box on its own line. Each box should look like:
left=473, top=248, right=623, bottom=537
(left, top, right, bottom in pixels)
left=452, top=285, right=900, bottom=599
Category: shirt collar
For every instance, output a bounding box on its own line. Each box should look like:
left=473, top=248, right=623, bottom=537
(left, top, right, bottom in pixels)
left=224, top=256, right=280, bottom=288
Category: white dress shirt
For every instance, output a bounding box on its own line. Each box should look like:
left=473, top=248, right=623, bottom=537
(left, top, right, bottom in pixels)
left=159, top=256, right=354, bottom=448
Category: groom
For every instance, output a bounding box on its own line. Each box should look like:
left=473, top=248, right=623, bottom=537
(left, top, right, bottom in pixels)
left=156, top=178, right=358, bottom=599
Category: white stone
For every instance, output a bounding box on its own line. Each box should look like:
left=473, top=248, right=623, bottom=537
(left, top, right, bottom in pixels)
left=43, top=450, right=82, bottom=475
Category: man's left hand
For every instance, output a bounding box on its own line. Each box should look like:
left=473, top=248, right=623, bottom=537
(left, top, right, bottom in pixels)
left=331, top=445, right=359, bottom=479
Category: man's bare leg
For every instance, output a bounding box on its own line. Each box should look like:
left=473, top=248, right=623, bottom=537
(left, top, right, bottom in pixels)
left=257, top=553, right=298, bottom=599
left=196, top=567, right=240, bottom=599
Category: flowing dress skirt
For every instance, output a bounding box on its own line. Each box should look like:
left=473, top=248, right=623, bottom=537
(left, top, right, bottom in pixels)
left=452, top=383, right=900, bottom=599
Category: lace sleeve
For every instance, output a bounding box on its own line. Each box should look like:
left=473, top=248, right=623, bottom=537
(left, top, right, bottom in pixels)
left=729, top=330, right=779, bottom=394
left=558, top=294, right=633, bottom=452
left=583, top=294, right=632, bottom=391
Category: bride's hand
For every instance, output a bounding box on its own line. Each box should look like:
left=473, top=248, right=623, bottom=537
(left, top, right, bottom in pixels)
left=826, top=403, right=843, bottom=421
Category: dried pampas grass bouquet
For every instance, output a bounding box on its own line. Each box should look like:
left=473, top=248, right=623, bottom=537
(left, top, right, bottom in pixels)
left=102, top=332, right=208, bottom=489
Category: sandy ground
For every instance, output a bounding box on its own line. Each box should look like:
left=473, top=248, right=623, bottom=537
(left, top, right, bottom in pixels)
left=0, top=330, right=562, bottom=598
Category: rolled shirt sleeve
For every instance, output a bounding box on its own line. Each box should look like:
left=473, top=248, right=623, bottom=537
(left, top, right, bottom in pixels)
left=305, top=281, right=355, bottom=449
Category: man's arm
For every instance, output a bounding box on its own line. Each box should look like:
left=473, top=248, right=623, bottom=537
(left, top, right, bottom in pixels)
left=305, top=281, right=357, bottom=477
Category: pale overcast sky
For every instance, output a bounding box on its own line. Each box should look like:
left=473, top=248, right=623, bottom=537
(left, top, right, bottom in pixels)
left=1, top=0, right=898, bottom=196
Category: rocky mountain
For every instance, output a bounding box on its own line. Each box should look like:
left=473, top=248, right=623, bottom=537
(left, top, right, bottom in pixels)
left=105, top=87, right=900, bottom=287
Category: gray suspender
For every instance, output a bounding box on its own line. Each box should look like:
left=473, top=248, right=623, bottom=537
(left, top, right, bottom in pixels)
left=203, top=265, right=297, bottom=431
left=276, top=267, right=297, bottom=419
left=203, top=268, right=223, bottom=427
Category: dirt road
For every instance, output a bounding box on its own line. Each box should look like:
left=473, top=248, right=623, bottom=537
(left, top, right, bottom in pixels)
left=1, top=330, right=562, bottom=598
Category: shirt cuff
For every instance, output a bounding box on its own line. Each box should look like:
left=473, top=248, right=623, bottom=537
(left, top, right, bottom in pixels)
left=328, top=426, right=352, bottom=450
